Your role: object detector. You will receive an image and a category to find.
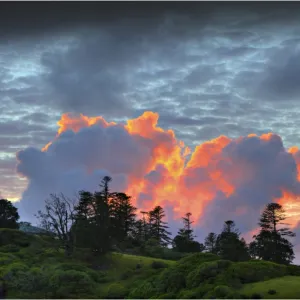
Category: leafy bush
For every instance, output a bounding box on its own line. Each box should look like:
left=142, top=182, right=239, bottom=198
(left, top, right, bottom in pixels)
left=0, top=244, right=20, bottom=253
left=128, top=281, right=158, bottom=299
left=213, top=285, right=232, bottom=297
left=49, top=269, right=96, bottom=298
left=226, top=260, right=288, bottom=284
left=0, top=229, right=31, bottom=247
left=287, top=264, right=300, bottom=276
left=151, top=261, right=168, bottom=269
left=106, top=283, right=129, bottom=299
left=158, top=267, right=186, bottom=293
left=120, top=268, right=135, bottom=280
left=53, top=262, right=101, bottom=283
left=7, top=267, right=50, bottom=298
left=251, top=292, right=262, bottom=299
left=2, top=262, right=29, bottom=280
left=268, top=289, right=277, bottom=295
left=186, top=260, right=232, bottom=288
left=177, top=252, right=220, bottom=273
left=0, top=253, right=18, bottom=266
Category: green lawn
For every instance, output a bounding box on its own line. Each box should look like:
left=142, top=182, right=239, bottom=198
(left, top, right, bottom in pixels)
left=241, top=276, right=300, bottom=299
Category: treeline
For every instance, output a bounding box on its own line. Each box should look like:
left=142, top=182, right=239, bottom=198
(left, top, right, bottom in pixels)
left=0, top=176, right=296, bottom=265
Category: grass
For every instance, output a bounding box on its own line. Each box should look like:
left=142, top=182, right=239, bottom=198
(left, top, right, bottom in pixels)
left=241, top=276, right=300, bottom=299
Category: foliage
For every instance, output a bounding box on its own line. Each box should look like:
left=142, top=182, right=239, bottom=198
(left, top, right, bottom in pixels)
left=0, top=199, right=20, bottom=229
left=106, top=283, right=129, bottom=299
left=216, top=220, right=250, bottom=262
left=151, top=260, right=168, bottom=269
left=250, top=203, right=295, bottom=265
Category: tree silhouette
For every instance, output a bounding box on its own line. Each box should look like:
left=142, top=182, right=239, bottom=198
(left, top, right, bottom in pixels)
left=0, top=199, right=20, bottom=229
left=148, top=206, right=171, bottom=246
left=250, top=202, right=295, bottom=264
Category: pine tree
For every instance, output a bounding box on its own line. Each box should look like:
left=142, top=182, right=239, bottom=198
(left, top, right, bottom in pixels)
left=73, top=177, right=112, bottom=255
left=109, top=192, right=137, bottom=243
left=204, top=232, right=218, bottom=254
left=250, top=203, right=295, bottom=264
left=173, top=212, right=205, bottom=253
left=217, top=220, right=250, bottom=262
left=148, top=206, right=172, bottom=247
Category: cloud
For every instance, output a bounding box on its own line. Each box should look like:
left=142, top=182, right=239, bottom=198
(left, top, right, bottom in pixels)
left=16, top=112, right=300, bottom=251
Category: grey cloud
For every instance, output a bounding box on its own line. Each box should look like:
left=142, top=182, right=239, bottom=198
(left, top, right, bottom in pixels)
left=198, top=134, right=300, bottom=234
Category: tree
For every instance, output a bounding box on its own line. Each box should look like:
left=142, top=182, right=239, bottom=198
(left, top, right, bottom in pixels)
left=109, top=192, right=137, bottom=244
left=204, top=232, right=218, bottom=254
left=148, top=206, right=172, bottom=247
left=173, top=212, right=205, bottom=253
left=0, top=199, right=20, bottom=229
left=217, top=220, right=250, bottom=262
left=73, top=177, right=113, bottom=255
left=250, top=203, right=295, bottom=264
left=36, top=193, right=75, bottom=256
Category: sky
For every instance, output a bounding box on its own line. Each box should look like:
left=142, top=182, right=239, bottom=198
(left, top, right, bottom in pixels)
left=1, top=1, right=300, bottom=262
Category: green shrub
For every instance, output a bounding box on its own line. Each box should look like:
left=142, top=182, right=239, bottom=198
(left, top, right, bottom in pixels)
left=177, top=252, right=220, bottom=274
left=53, top=262, right=101, bottom=283
left=106, top=283, right=128, bottom=299
left=0, top=229, right=31, bottom=247
left=49, top=269, right=96, bottom=298
left=128, top=281, right=158, bottom=299
left=2, top=262, right=29, bottom=280
left=287, top=264, right=300, bottom=276
left=7, top=267, right=50, bottom=297
left=158, top=267, right=186, bottom=293
left=226, top=260, right=287, bottom=284
left=151, top=260, right=168, bottom=269
left=157, top=292, right=176, bottom=299
left=0, top=244, right=20, bottom=253
left=251, top=292, right=262, bottom=299
left=0, top=253, right=18, bottom=266
left=186, top=260, right=232, bottom=288
left=268, top=289, right=277, bottom=295
left=214, top=285, right=232, bottom=297
left=120, top=268, right=135, bottom=280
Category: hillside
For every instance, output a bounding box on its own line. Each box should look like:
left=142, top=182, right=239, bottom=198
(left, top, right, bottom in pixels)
left=1, top=228, right=300, bottom=299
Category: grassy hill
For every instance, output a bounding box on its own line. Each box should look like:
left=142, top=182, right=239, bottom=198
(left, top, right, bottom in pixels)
left=1, top=228, right=300, bottom=299
left=241, top=276, right=300, bottom=299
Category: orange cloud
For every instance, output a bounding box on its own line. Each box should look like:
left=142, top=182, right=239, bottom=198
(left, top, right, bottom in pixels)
left=20, top=111, right=300, bottom=233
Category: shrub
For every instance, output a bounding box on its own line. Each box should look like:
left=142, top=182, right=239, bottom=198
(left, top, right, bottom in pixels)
left=252, top=292, right=262, bottom=299
left=226, top=260, right=287, bottom=284
left=106, top=283, right=129, bottom=299
left=7, top=267, right=50, bottom=298
left=268, top=289, right=277, bottom=295
left=177, top=252, right=220, bottom=274
left=49, top=269, right=96, bottom=298
left=120, top=268, right=135, bottom=280
left=186, top=260, right=232, bottom=288
left=213, top=285, right=232, bottom=297
left=2, top=262, right=29, bottom=280
left=287, top=264, right=300, bottom=276
left=128, top=281, right=158, bottom=299
left=151, top=261, right=168, bottom=269
left=0, top=244, right=20, bottom=253
left=53, top=262, right=101, bottom=283
left=158, top=267, right=186, bottom=293
left=157, top=292, right=176, bottom=299
left=0, top=253, right=18, bottom=266
left=0, top=229, right=31, bottom=247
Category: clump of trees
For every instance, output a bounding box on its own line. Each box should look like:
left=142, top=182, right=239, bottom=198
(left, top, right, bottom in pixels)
left=0, top=176, right=296, bottom=265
